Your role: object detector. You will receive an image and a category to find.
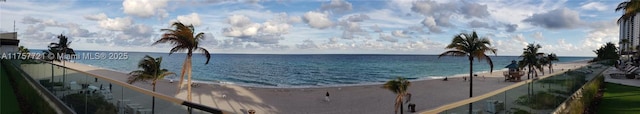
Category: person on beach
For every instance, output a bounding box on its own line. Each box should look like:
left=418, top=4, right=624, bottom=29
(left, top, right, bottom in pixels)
left=325, top=91, right=330, bottom=102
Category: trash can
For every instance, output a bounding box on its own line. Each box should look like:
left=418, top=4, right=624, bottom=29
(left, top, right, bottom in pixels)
left=408, top=103, right=416, bottom=112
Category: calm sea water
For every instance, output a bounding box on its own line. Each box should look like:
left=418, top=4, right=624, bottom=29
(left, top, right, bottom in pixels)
left=69, top=51, right=591, bottom=87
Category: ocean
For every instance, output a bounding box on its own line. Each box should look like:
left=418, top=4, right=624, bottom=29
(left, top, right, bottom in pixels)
left=67, top=51, right=592, bottom=88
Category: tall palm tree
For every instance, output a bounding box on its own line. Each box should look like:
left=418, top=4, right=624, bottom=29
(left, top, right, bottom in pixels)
left=153, top=22, right=211, bottom=101
left=439, top=31, right=496, bottom=113
left=545, top=53, right=559, bottom=73
left=383, top=77, right=410, bottom=114
left=616, top=0, right=640, bottom=24
left=128, top=55, right=175, bottom=114
left=518, top=44, right=545, bottom=79
left=46, top=34, right=75, bottom=90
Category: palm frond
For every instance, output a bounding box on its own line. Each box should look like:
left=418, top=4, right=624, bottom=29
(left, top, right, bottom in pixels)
left=198, top=47, right=211, bottom=64
left=438, top=51, right=467, bottom=58
left=480, top=54, right=494, bottom=72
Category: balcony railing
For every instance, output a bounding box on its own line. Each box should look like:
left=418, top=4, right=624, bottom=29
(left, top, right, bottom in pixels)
left=5, top=59, right=228, bottom=114
left=422, top=64, right=607, bottom=114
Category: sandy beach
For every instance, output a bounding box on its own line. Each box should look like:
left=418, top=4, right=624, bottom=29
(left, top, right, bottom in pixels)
left=49, top=60, right=591, bottom=114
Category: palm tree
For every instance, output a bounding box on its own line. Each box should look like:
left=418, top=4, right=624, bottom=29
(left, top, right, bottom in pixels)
left=439, top=31, right=496, bottom=113
left=616, top=0, right=640, bottom=24
left=153, top=22, right=211, bottom=101
left=18, top=46, right=29, bottom=54
left=545, top=53, right=559, bottom=73
left=518, top=43, right=545, bottom=79
left=127, top=55, right=175, bottom=114
left=46, top=34, right=75, bottom=90
left=383, top=77, right=410, bottom=114
left=128, top=55, right=175, bottom=114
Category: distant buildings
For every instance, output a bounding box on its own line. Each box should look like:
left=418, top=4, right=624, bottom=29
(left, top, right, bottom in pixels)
left=0, top=32, right=19, bottom=53
left=619, top=14, right=640, bottom=56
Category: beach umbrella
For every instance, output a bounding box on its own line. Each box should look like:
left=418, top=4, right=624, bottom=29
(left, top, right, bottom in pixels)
left=505, top=60, right=518, bottom=69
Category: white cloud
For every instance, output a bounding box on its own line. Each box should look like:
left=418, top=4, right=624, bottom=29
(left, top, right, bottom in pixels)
left=98, top=17, right=133, bottom=31
left=582, top=20, right=619, bottom=49
left=338, top=20, right=368, bottom=39
left=261, top=21, right=291, bottom=34
left=421, top=16, right=442, bottom=33
left=296, top=39, right=319, bottom=49
left=531, top=32, right=543, bottom=40
left=459, top=1, right=491, bottom=19
left=288, top=16, right=302, bottom=23
left=580, top=2, right=607, bottom=11
left=370, top=24, right=383, bottom=33
left=227, top=15, right=253, bottom=27
left=175, top=13, right=202, bottom=26
left=391, top=30, right=410, bottom=38
left=84, top=13, right=108, bottom=21
left=343, top=14, right=370, bottom=22
left=303, top=11, right=334, bottom=29
left=512, top=34, right=526, bottom=42
left=468, top=20, right=495, bottom=30
left=377, top=33, right=398, bottom=42
left=221, top=14, right=292, bottom=46
left=123, top=24, right=154, bottom=38
left=320, top=0, right=353, bottom=13
left=122, top=0, right=169, bottom=18
left=24, top=24, right=45, bottom=35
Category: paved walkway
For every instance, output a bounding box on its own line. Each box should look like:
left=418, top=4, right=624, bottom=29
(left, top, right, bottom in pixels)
left=602, top=67, right=640, bottom=87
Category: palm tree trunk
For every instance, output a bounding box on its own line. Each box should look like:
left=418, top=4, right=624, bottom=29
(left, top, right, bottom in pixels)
left=468, top=57, right=473, bottom=114
left=152, top=81, right=156, bottom=114
left=549, top=63, right=553, bottom=73
left=400, top=102, right=404, bottom=114
left=187, top=57, right=193, bottom=101
left=50, top=64, right=54, bottom=90
left=528, top=66, right=532, bottom=79
left=177, top=58, right=188, bottom=93
left=62, top=59, right=66, bottom=97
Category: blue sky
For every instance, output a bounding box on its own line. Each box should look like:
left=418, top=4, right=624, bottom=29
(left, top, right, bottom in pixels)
left=0, top=0, right=625, bottom=56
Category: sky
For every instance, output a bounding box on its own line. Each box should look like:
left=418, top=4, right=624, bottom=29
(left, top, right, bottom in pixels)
left=0, top=0, right=625, bottom=56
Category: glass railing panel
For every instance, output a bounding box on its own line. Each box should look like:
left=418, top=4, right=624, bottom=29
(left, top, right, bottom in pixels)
left=15, top=60, right=233, bottom=114
left=437, top=65, right=607, bottom=114
left=480, top=91, right=508, bottom=114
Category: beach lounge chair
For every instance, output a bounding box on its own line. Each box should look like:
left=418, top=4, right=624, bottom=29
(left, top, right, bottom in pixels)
left=191, top=83, right=202, bottom=88
left=607, top=66, right=639, bottom=79
left=485, top=100, right=504, bottom=114
left=69, top=81, right=82, bottom=90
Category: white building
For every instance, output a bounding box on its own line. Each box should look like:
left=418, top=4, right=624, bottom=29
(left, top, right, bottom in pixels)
left=0, top=32, right=19, bottom=54
left=619, top=14, right=640, bottom=55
